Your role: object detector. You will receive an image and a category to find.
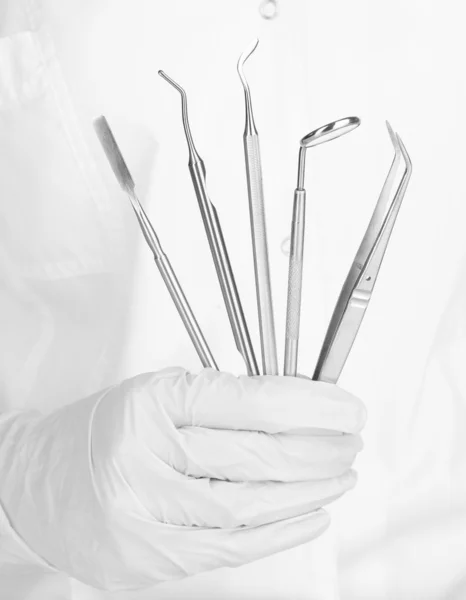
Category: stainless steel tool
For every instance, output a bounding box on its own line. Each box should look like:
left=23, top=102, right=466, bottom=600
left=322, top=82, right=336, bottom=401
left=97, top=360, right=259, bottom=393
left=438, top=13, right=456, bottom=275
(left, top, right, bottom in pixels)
left=237, top=38, right=278, bottom=376
left=284, top=117, right=361, bottom=376
left=93, top=116, right=218, bottom=370
left=158, top=71, right=259, bottom=376
left=313, top=122, right=413, bottom=383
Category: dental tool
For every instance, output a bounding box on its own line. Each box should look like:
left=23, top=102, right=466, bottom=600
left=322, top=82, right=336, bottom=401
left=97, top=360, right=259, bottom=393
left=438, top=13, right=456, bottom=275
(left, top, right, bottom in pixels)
left=313, top=123, right=413, bottom=383
left=238, top=39, right=278, bottom=375
left=284, top=117, right=361, bottom=377
left=158, top=70, right=259, bottom=376
left=93, top=116, right=218, bottom=370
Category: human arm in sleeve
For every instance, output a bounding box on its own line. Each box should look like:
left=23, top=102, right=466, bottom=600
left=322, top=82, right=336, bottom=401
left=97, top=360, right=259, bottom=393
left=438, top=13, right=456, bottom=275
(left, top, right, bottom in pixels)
left=0, top=367, right=366, bottom=592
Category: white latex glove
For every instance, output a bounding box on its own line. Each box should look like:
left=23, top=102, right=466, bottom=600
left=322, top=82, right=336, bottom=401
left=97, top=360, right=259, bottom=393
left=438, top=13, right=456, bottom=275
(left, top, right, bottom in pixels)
left=0, top=367, right=366, bottom=592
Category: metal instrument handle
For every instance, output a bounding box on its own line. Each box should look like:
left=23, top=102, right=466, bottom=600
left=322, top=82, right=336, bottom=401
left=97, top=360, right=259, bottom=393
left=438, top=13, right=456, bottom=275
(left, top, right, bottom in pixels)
left=244, top=134, right=278, bottom=375
left=155, top=254, right=218, bottom=370
left=284, top=189, right=306, bottom=376
left=190, top=161, right=259, bottom=375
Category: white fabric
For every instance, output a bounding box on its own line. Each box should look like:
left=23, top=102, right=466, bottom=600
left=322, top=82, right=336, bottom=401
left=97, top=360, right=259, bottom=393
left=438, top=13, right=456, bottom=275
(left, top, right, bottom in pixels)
left=0, top=369, right=365, bottom=592
left=1, top=0, right=466, bottom=598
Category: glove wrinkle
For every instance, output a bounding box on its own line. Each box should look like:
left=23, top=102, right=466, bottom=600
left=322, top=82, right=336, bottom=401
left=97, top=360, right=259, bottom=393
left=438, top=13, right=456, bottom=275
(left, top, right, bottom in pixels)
left=0, top=368, right=365, bottom=591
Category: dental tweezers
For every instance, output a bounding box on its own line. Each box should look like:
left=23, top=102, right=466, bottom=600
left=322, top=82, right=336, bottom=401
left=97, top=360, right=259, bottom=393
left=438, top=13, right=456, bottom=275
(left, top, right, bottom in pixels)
left=313, top=123, right=413, bottom=383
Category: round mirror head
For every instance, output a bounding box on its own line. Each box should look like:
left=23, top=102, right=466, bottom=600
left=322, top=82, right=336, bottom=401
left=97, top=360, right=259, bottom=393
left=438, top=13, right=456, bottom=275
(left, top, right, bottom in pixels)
left=300, top=116, right=361, bottom=149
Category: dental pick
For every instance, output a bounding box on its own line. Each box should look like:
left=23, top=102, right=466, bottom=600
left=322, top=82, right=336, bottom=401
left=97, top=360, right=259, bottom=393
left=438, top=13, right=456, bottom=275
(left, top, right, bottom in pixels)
left=158, top=70, right=259, bottom=375
left=238, top=38, right=278, bottom=375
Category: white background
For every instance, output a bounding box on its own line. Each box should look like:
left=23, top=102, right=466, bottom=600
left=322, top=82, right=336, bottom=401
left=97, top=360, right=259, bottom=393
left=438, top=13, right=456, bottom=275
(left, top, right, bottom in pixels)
left=2, top=0, right=466, bottom=598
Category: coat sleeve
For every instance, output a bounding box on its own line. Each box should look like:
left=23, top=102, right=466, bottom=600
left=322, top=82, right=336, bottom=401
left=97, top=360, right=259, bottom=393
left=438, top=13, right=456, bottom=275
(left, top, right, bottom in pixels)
left=0, top=410, right=65, bottom=598
left=0, top=388, right=126, bottom=591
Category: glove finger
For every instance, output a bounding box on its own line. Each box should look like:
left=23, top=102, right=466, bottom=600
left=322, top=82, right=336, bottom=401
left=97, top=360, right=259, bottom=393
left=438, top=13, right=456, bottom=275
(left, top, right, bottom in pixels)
left=97, top=424, right=358, bottom=529
left=172, top=509, right=331, bottom=575
left=122, top=509, right=331, bottom=584
left=200, top=469, right=357, bottom=528
left=174, top=426, right=363, bottom=482
left=145, top=369, right=366, bottom=435
left=149, top=469, right=357, bottom=528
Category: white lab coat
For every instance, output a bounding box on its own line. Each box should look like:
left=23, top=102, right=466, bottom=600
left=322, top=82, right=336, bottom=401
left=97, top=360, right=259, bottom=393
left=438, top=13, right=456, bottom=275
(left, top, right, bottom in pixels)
left=1, top=0, right=466, bottom=598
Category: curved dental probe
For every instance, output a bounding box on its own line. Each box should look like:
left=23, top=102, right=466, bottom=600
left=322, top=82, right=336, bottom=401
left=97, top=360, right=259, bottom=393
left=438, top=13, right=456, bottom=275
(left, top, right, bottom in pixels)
left=237, top=39, right=278, bottom=375
left=158, top=71, right=201, bottom=166
left=284, top=116, right=361, bottom=377
left=237, top=38, right=259, bottom=135
left=158, top=70, right=259, bottom=376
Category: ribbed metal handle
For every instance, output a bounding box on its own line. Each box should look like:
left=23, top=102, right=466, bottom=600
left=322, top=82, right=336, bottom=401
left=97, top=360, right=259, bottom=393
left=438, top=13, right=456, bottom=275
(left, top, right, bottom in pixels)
left=190, top=160, right=259, bottom=376
left=155, top=254, right=218, bottom=370
left=284, top=189, right=306, bottom=377
left=244, top=134, right=278, bottom=375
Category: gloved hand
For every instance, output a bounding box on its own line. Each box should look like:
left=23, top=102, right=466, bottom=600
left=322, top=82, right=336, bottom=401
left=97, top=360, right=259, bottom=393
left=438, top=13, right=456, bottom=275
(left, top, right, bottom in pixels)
left=0, top=367, right=366, bottom=592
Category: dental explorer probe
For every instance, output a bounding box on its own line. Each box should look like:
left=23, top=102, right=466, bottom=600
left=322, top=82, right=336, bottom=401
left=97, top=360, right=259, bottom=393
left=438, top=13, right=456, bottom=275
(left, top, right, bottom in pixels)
left=93, top=116, right=218, bottom=370
left=284, top=117, right=361, bottom=377
left=237, top=39, right=278, bottom=375
left=158, top=71, right=259, bottom=376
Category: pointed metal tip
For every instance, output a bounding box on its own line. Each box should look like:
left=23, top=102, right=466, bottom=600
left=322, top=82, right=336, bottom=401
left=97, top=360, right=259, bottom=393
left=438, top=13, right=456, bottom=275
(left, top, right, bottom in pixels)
left=243, top=38, right=259, bottom=60
left=237, top=38, right=259, bottom=77
left=237, top=39, right=259, bottom=133
left=158, top=69, right=200, bottom=163
left=158, top=70, right=186, bottom=99
left=397, top=134, right=413, bottom=173
left=385, top=120, right=395, bottom=137
left=158, top=70, right=172, bottom=84
left=385, top=121, right=401, bottom=152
